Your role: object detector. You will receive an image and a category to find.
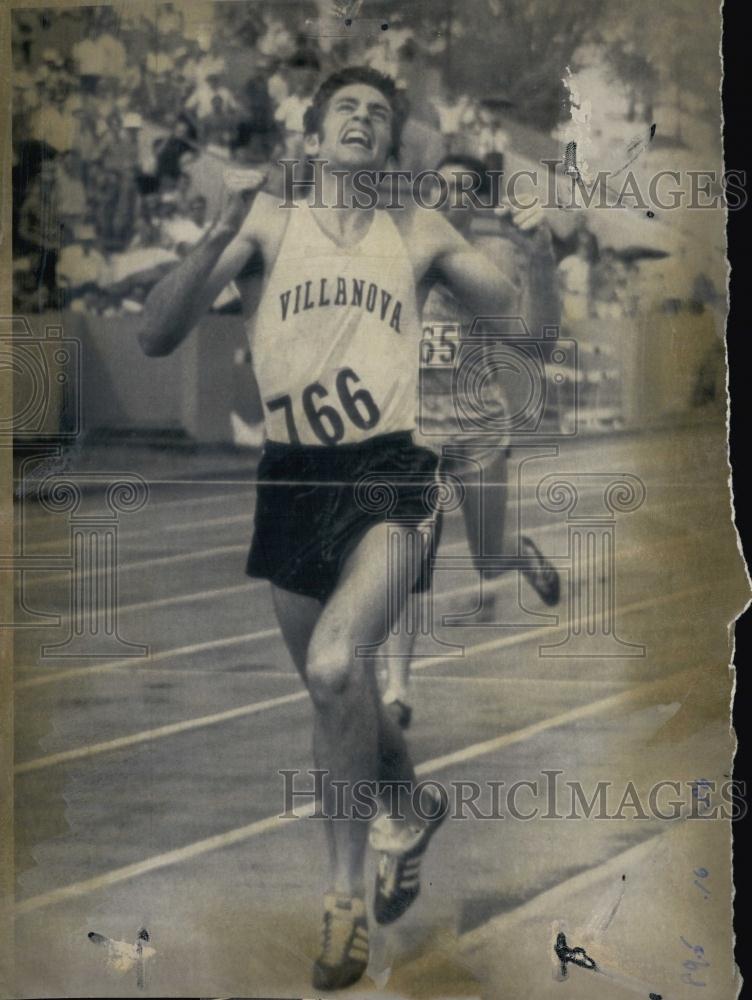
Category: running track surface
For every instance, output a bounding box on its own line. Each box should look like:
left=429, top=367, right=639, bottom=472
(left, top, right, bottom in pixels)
left=9, top=423, right=748, bottom=998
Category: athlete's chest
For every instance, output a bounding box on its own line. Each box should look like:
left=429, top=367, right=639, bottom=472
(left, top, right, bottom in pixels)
left=258, top=204, right=418, bottom=336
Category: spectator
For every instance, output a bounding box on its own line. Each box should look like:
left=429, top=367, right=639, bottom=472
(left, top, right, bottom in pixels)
left=432, top=90, right=474, bottom=151
left=89, top=166, right=134, bottom=251
left=266, top=58, right=289, bottom=107
left=72, top=20, right=127, bottom=92
left=54, top=148, right=87, bottom=238
left=122, top=112, right=159, bottom=181
left=57, top=221, right=110, bottom=299
left=256, top=16, right=296, bottom=61
left=14, top=256, right=48, bottom=313
left=199, top=92, right=239, bottom=154
left=156, top=1, right=184, bottom=44
left=100, top=110, right=140, bottom=174
left=154, top=115, right=198, bottom=185
left=17, top=157, right=63, bottom=302
left=185, top=69, right=239, bottom=122
left=273, top=52, right=319, bottom=158
left=12, top=48, right=40, bottom=114
left=27, top=78, right=77, bottom=153
left=238, top=72, right=278, bottom=162
left=558, top=227, right=598, bottom=327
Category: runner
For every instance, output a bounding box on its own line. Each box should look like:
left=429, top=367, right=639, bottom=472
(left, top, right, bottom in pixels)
left=137, top=67, right=517, bottom=990
left=381, top=154, right=561, bottom=727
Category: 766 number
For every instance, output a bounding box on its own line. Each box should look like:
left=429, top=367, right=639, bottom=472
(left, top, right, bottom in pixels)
left=266, top=367, right=381, bottom=445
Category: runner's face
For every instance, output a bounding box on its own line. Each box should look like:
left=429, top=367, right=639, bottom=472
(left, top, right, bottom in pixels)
left=314, top=83, right=394, bottom=170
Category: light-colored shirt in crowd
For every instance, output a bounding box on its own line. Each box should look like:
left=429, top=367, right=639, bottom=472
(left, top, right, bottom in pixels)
left=274, top=94, right=308, bottom=134
left=72, top=34, right=127, bottom=77
left=267, top=71, right=288, bottom=107
left=28, top=105, right=76, bottom=152
left=57, top=244, right=110, bottom=289
left=55, top=168, right=87, bottom=218
left=559, top=254, right=591, bottom=323
left=186, top=83, right=238, bottom=120
left=431, top=95, right=473, bottom=135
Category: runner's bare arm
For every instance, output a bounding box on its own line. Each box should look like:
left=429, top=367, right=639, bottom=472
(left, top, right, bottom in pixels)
left=414, top=209, right=519, bottom=316
left=137, top=172, right=271, bottom=357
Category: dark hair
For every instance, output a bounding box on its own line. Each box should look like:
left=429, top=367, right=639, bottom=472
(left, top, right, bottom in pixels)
left=302, top=66, right=408, bottom=161
left=436, top=153, right=492, bottom=199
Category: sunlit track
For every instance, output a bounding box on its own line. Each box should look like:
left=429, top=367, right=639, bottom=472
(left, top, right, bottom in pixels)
left=21, top=510, right=257, bottom=554
left=14, top=507, right=728, bottom=689
left=19, top=542, right=250, bottom=583
left=15, top=487, right=590, bottom=573
left=14, top=662, right=699, bottom=915
left=12, top=423, right=742, bottom=1000
left=12, top=488, right=721, bottom=620
left=14, top=458, right=729, bottom=554
left=14, top=582, right=712, bottom=773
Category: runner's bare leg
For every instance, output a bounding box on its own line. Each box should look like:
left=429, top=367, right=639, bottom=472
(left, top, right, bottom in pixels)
left=271, top=520, right=427, bottom=898
left=444, top=447, right=511, bottom=572
left=381, top=448, right=510, bottom=699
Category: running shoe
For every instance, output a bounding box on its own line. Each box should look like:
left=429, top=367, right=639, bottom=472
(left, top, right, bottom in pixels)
left=371, top=785, right=449, bottom=925
left=521, top=534, right=560, bottom=606
left=312, top=894, right=369, bottom=990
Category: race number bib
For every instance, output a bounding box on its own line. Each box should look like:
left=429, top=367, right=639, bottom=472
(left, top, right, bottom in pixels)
left=420, top=322, right=461, bottom=367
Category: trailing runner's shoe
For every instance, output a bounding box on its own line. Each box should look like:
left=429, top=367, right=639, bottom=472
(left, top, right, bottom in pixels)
left=372, top=785, right=449, bottom=926
left=521, top=534, right=560, bottom=606
left=312, top=894, right=369, bottom=991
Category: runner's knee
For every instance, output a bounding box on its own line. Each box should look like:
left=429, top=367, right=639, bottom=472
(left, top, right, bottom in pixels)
left=306, top=641, right=355, bottom=706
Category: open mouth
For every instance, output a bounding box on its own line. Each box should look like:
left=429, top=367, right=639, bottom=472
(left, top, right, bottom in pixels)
left=341, top=127, right=373, bottom=150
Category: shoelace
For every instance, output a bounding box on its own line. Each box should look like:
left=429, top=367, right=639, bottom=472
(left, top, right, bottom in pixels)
left=320, top=906, right=362, bottom=965
left=378, top=853, right=399, bottom=898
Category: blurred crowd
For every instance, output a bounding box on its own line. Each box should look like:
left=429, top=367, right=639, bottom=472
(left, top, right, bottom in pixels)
left=11, top=2, right=573, bottom=316
left=12, top=2, right=722, bottom=374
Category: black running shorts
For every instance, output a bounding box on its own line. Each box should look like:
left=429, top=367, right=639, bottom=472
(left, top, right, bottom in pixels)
left=246, top=432, right=440, bottom=602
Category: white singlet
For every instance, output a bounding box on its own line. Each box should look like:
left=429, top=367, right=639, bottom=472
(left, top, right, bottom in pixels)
left=252, top=200, right=421, bottom=445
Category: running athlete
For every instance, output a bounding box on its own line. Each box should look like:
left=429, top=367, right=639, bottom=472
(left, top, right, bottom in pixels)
left=137, top=67, right=517, bottom=991
left=381, top=155, right=561, bottom=727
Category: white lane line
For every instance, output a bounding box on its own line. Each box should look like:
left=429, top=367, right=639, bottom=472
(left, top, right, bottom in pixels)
left=15, top=487, right=256, bottom=535
left=14, top=689, right=306, bottom=774
left=13, top=664, right=694, bottom=915
left=14, top=533, right=538, bottom=687
left=17, top=487, right=713, bottom=602
left=20, top=469, right=714, bottom=559
left=15, top=583, right=709, bottom=769
left=39, top=536, right=478, bottom=621
left=22, top=543, right=249, bottom=584
left=16, top=483, right=714, bottom=640
left=409, top=581, right=710, bottom=673
left=23, top=511, right=256, bottom=554
left=16, top=629, right=281, bottom=690
left=20, top=488, right=568, bottom=577
left=109, top=583, right=259, bottom=617
left=15, top=512, right=714, bottom=690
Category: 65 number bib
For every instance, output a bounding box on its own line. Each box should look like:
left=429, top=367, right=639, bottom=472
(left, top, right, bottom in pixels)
left=265, top=367, right=381, bottom=445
